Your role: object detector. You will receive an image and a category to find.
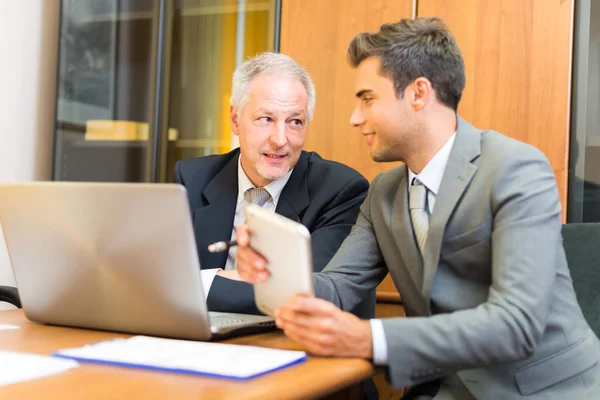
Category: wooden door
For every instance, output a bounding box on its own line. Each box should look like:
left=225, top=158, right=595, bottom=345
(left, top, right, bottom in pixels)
left=418, top=0, right=574, bottom=215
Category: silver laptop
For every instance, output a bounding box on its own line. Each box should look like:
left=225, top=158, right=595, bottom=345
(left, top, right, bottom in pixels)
left=0, top=182, right=274, bottom=340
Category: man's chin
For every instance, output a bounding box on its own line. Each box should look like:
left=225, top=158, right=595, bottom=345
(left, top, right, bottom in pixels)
left=257, top=164, right=290, bottom=182
left=371, top=148, right=397, bottom=163
left=371, top=147, right=385, bottom=162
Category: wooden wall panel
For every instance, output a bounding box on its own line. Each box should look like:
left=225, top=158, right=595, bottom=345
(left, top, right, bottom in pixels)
left=280, top=0, right=413, bottom=181
left=418, top=0, right=574, bottom=218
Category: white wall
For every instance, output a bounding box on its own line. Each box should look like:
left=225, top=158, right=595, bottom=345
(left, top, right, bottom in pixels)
left=0, top=0, right=60, bottom=309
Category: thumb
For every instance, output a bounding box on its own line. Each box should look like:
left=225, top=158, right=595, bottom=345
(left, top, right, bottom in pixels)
left=237, top=224, right=250, bottom=246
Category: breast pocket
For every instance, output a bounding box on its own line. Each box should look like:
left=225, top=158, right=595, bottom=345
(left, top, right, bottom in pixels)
left=444, top=223, right=490, bottom=254
left=441, top=223, right=491, bottom=281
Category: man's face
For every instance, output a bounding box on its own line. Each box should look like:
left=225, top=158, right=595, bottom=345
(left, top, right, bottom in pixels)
left=231, top=74, right=308, bottom=187
left=349, top=56, right=419, bottom=163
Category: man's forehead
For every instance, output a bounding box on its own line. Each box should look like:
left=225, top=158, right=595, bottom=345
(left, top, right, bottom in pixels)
left=249, top=74, right=306, bottom=91
left=354, top=58, right=382, bottom=87
left=356, top=56, right=382, bottom=75
left=354, top=60, right=397, bottom=93
left=254, top=105, right=306, bottom=114
left=247, top=81, right=307, bottom=102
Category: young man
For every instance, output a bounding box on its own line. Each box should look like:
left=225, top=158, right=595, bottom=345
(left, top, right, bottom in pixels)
left=236, top=19, right=600, bottom=399
left=174, top=52, right=374, bottom=320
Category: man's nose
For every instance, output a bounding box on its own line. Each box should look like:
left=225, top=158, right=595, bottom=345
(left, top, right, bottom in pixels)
left=350, top=105, right=365, bottom=127
left=269, top=123, right=287, bottom=147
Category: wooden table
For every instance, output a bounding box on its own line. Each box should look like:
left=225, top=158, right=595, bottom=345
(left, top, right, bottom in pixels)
left=0, top=310, right=374, bottom=399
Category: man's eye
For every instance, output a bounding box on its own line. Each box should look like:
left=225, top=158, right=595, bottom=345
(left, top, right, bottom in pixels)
left=363, top=97, right=373, bottom=104
left=258, top=117, right=273, bottom=123
left=290, top=119, right=304, bottom=126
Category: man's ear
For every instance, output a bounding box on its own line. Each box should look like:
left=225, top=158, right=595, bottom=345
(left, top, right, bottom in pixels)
left=410, top=77, right=432, bottom=111
left=230, top=105, right=240, bottom=135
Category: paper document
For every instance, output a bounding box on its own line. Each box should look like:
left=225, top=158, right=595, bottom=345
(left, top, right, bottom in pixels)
left=54, top=336, right=306, bottom=380
left=0, top=351, right=78, bottom=387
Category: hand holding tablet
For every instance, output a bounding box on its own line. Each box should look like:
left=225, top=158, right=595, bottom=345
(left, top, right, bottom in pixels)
left=241, top=204, right=314, bottom=317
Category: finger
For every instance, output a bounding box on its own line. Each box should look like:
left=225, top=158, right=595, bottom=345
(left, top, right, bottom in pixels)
left=282, top=323, right=336, bottom=356
left=234, top=257, right=260, bottom=283
left=279, top=309, right=337, bottom=335
left=236, top=224, right=250, bottom=246
left=275, top=305, right=310, bottom=331
left=233, top=252, right=253, bottom=281
left=236, top=262, right=270, bottom=284
left=276, top=306, right=305, bottom=328
left=284, top=295, right=339, bottom=317
left=236, top=243, right=267, bottom=268
left=236, top=249, right=270, bottom=283
left=238, top=225, right=269, bottom=266
left=236, top=241, right=268, bottom=271
left=249, top=269, right=270, bottom=284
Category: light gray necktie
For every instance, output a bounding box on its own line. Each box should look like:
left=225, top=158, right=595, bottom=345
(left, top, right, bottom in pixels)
left=409, top=178, right=430, bottom=257
left=246, top=187, right=271, bottom=207
left=227, top=188, right=272, bottom=271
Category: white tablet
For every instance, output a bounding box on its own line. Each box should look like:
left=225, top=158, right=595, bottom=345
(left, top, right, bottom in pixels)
left=245, top=204, right=314, bottom=317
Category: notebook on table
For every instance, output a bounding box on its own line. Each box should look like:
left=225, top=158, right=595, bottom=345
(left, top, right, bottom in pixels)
left=53, top=335, right=307, bottom=380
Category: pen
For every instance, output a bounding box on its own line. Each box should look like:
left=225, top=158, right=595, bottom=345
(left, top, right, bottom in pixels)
left=207, top=240, right=237, bottom=253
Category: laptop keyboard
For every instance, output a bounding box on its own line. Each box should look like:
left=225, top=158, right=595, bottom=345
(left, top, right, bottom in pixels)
left=210, top=316, right=245, bottom=327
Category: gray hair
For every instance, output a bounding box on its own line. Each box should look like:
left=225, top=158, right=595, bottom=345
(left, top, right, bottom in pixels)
left=230, top=52, right=316, bottom=121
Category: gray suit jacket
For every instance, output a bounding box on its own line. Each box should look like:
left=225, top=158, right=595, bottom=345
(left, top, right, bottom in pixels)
left=314, top=117, right=600, bottom=398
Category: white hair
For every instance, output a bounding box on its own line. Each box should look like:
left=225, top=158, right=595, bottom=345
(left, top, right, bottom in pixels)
left=230, top=52, right=316, bottom=121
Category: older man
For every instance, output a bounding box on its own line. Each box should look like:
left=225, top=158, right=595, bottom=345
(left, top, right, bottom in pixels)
left=174, top=52, right=374, bottom=321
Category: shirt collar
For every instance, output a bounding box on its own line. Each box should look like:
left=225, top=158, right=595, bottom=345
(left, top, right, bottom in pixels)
left=408, top=132, right=456, bottom=195
left=237, top=155, right=294, bottom=205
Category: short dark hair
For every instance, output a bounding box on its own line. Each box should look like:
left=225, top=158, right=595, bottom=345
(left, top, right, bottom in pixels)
left=347, top=17, right=465, bottom=111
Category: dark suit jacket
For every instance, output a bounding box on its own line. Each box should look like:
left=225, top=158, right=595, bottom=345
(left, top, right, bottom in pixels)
left=174, top=148, right=375, bottom=318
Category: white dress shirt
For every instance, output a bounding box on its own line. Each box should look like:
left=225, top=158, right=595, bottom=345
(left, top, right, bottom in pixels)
left=200, top=157, right=293, bottom=298
left=370, top=132, right=456, bottom=365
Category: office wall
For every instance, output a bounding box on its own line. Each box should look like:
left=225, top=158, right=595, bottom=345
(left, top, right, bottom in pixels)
left=0, top=0, right=60, bottom=309
left=281, top=0, right=574, bottom=218
left=280, top=0, right=412, bottom=181
left=418, top=0, right=574, bottom=218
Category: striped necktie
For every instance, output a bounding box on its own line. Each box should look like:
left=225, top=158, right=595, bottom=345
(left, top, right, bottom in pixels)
left=228, top=187, right=272, bottom=271
left=409, top=178, right=430, bottom=257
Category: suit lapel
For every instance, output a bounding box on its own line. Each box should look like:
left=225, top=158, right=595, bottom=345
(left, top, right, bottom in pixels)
left=275, top=151, right=310, bottom=222
left=422, top=116, right=481, bottom=301
left=391, top=165, right=425, bottom=290
left=193, top=154, right=239, bottom=270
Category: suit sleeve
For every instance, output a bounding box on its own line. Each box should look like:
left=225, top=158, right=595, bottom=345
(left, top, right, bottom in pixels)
left=311, top=174, right=370, bottom=272
left=313, top=173, right=390, bottom=312
left=208, top=173, right=371, bottom=316
left=207, top=278, right=261, bottom=314
left=380, top=149, right=563, bottom=389
left=173, top=161, right=183, bottom=184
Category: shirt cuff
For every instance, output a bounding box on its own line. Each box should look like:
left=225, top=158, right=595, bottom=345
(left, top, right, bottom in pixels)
left=200, top=269, right=222, bottom=299
left=370, top=319, right=389, bottom=365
